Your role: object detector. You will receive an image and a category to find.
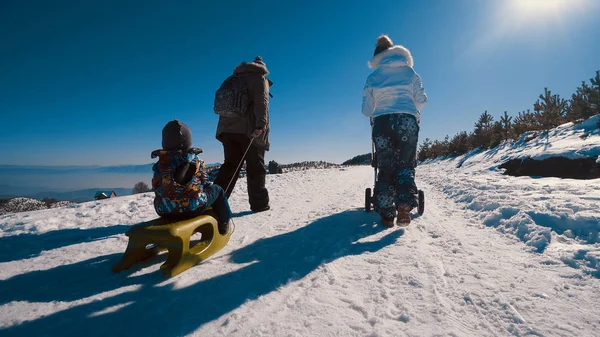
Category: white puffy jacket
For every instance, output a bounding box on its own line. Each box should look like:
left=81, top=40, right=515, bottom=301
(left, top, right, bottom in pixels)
left=362, top=45, right=427, bottom=122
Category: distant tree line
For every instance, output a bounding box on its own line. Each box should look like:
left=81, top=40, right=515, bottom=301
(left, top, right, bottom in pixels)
left=0, top=197, right=76, bottom=216
left=279, top=161, right=339, bottom=172
left=205, top=160, right=339, bottom=182
left=342, top=153, right=371, bottom=166
left=418, top=70, right=600, bottom=161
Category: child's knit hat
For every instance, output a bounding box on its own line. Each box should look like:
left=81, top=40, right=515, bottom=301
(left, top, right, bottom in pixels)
left=162, top=119, right=192, bottom=151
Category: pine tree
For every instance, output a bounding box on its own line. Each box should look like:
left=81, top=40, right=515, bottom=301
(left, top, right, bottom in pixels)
left=490, top=121, right=504, bottom=148
left=474, top=110, right=494, bottom=132
left=500, top=111, right=512, bottom=139
left=448, top=131, right=471, bottom=156
left=418, top=138, right=432, bottom=161
left=533, top=87, right=567, bottom=129
left=473, top=111, right=494, bottom=148
left=566, top=71, right=600, bottom=121
left=567, top=81, right=591, bottom=121
left=512, top=109, right=539, bottom=138
left=442, top=135, right=450, bottom=156
left=587, top=70, right=600, bottom=117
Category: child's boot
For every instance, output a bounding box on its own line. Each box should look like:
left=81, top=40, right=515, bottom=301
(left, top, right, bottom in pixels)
left=218, top=220, right=230, bottom=235
left=396, top=204, right=412, bottom=227
left=381, top=217, right=395, bottom=228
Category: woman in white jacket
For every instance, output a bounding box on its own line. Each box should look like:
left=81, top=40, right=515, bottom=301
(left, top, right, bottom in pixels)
left=362, top=35, right=428, bottom=227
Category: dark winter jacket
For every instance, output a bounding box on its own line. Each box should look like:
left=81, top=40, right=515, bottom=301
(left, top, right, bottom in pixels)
left=151, top=148, right=209, bottom=216
left=216, top=61, right=272, bottom=151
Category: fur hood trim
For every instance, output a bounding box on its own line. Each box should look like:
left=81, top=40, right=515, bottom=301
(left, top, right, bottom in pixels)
left=369, top=45, right=414, bottom=68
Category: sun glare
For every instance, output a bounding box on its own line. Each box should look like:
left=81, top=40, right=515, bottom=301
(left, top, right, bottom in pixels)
left=505, top=0, right=588, bottom=23
left=494, top=0, right=592, bottom=36
left=464, top=0, right=594, bottom=58
left=509, top=0, right=567, bottom=19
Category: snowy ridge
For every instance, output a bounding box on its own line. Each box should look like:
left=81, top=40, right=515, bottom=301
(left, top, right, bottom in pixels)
left=453, top=115, right=600, bottom=170
left=0, top=197, right=76, bottom=216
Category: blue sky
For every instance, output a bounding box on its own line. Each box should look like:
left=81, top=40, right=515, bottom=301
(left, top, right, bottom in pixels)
left=1, top=0, right=599, bottom=166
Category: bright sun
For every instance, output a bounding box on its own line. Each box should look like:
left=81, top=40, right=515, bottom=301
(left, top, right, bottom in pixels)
left=506, top=0, right=587, bottom=22
left=510, top=0, right=566, bottom=15
left=467, top=0, right=593, bottom=56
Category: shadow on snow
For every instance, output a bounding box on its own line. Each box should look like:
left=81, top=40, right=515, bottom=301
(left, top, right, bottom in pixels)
left=1, top=209, right=403, bottom=337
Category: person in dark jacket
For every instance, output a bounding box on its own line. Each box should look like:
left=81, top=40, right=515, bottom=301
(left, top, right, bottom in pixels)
left=152, top=120, right=232, bottom=235
left=214, top=56, right=272, bottom=212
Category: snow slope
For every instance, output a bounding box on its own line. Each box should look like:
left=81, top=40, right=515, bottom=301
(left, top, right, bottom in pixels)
left=419, top=115, right=600, bottom=280
left=1, top=163, right=600, bottom=336
left=455, top=115, right=600, bottom=169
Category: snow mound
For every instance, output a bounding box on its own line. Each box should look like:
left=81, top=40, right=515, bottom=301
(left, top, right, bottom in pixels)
left=420, top=115, right=600, bottom=277
left=454, top=114, right=600, bottom=170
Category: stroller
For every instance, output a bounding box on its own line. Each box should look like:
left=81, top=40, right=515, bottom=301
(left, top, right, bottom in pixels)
left=364, top=123, right=425, bottom=216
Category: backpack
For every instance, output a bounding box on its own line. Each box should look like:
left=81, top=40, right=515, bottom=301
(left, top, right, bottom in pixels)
left=213, top=74, right=248, bottom=118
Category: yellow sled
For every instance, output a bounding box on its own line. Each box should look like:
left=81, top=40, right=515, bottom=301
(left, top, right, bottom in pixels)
left=112, top=210, right=231, bottom=277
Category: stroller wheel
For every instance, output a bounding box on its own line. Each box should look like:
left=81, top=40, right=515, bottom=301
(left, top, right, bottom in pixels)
left=417, top=190, right=425, bottom=216
left=365, top=188, right=372, bottom=212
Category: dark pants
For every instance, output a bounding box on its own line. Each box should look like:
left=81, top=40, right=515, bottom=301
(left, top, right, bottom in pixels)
left=372, top=113, right=419, bottom=220
left=214, top=133, right=270, bottom=210
left=203, top=184, right=232, bottom=225
left=161, top=184, right=231, bottom=226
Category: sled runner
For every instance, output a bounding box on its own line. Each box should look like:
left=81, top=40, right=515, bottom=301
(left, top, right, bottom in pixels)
left=112, top=210, right=231, bottom=277
left=364, top=136, right=425, bottom=216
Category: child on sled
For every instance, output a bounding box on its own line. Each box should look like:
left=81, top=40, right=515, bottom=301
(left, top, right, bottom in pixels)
left=151, top=119, right=232, bottom=235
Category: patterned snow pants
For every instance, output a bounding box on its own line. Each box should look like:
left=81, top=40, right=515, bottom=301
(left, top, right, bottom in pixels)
left=372, top=113, right=419, bottom=220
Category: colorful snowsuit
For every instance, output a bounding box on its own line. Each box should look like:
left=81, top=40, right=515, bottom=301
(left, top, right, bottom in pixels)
left=151, top=148, right=209, bottom=216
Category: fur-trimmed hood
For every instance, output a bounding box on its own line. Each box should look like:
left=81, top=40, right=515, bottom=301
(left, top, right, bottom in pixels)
left=369, top=45, right=414, bottom=69
left=234, top=61, right=269, bottom=75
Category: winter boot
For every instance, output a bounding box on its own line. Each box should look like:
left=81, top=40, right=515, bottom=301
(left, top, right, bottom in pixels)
left=251, top=205, right=270, bottom=213
left=218, top=220, right=230, bottom=235
left=381, top=217, right=395, bottom=228
left=396, top=204, right=412, bottom=227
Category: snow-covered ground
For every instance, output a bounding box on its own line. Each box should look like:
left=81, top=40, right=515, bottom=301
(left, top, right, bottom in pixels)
left=420, top=116, right=600, bottom=277
left=1, top=159, right=600, bottom=336
left=1, top=117, right=599, bottom=336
